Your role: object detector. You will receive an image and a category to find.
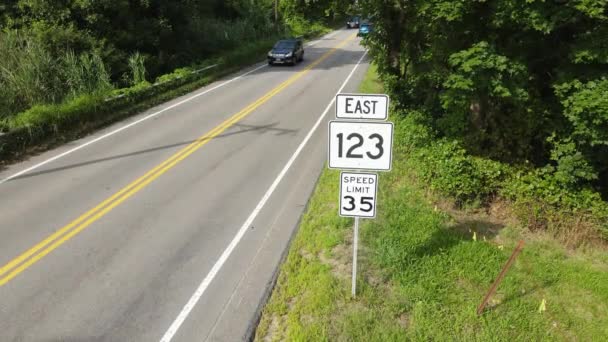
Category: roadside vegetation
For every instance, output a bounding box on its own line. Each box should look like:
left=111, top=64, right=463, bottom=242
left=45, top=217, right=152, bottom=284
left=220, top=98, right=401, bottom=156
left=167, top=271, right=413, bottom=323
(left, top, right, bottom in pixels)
left=255, top=64, right=608, bottom=341
left=0, top=0, right=351, bottom=161
left=360, top=0, right=608, bottom=243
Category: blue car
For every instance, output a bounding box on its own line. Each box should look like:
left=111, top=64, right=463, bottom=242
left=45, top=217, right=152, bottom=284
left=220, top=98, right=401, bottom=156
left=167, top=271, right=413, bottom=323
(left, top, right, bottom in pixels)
left=357, top=22, right=372, bottom=37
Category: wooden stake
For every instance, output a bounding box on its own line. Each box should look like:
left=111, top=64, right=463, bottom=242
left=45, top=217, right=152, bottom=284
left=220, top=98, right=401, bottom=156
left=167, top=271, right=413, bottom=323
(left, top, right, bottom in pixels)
left=477, top=240, right=525, bottom=315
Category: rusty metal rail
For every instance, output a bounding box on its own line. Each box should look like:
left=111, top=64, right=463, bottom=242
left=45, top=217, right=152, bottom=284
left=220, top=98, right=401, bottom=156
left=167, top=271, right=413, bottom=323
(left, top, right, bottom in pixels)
left=477, top=240, right=525, bottom=315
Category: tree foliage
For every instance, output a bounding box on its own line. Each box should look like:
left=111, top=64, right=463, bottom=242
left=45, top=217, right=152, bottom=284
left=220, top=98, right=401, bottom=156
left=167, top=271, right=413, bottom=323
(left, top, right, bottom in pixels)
left=0, top=0, right=284, bottom=119
left=0, top=0, right=352, bottom=120
left=4, top=0, right=277, bottom=77
left=360, top=0, right=608, bottom=196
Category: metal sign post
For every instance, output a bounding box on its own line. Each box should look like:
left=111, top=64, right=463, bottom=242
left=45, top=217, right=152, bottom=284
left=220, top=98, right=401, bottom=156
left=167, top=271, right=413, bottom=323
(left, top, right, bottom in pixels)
left=352, top=216, right=359, bottom=297
left=339, top=172, right=377, bottom=298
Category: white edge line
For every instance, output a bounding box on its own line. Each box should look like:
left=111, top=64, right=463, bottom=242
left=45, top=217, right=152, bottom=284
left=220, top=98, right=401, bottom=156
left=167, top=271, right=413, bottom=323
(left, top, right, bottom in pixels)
left=159, top=50, right=368, bottom=342
left=0, top=30, right=341, bottom=185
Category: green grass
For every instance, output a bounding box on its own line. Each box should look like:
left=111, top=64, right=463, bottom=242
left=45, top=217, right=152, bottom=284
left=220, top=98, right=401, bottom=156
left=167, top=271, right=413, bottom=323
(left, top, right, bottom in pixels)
left=358, top=63, right=384, bottom=94
left=254, top=64, right=608, bottom=341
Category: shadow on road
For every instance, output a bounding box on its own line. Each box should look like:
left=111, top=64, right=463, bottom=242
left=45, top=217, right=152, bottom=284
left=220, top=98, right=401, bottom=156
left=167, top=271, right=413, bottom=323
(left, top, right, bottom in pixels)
left=8, top=122, right=298, bottom=181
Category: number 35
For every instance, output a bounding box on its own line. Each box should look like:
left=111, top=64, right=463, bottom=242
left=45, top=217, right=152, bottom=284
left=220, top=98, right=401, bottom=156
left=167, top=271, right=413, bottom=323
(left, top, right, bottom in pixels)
left=343, top=196, right=374, bottom=212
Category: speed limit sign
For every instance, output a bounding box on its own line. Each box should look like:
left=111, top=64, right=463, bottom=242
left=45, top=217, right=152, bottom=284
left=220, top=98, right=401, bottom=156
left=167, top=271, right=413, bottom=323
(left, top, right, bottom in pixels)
left=328, top=121, right=394, bottom=171
left=340, top=172, right=378, bottom=218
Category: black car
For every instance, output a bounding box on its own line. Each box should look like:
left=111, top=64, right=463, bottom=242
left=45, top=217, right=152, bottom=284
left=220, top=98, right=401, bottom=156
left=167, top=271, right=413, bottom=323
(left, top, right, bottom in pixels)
left=346, top=16, right=360, bottom=29
left=267, top=39, right=304, bottom=66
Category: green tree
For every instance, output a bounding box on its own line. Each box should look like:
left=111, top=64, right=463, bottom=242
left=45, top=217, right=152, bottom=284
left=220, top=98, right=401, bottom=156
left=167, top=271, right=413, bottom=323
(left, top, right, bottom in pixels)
left=360, top=0, right=608, bottom=195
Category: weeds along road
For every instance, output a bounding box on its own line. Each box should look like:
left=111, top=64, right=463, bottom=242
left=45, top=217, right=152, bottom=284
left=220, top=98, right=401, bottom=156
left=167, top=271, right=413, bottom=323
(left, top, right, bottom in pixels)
left=0, top=29, right=369, bottom=342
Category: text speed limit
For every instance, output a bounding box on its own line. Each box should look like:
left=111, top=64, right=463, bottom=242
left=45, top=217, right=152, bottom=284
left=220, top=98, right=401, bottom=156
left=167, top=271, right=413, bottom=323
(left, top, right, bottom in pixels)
left=328, top=121, right=393, bottom=171
left=340, top=172, right=378, bottom=218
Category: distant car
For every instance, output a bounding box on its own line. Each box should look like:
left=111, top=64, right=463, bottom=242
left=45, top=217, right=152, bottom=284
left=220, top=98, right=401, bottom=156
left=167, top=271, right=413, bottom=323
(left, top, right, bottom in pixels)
left=346, top=16, right=360, bottom=29
left=267, top=39, right=304, bottom=66
left=357, top=22, right=373, bottom=37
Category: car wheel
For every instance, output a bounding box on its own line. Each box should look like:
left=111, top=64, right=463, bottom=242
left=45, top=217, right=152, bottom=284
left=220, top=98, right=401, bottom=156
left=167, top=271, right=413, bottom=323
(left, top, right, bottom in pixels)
left=291, top=57, right=296, bottom=66
left=268, top=61, right=273, bottom=66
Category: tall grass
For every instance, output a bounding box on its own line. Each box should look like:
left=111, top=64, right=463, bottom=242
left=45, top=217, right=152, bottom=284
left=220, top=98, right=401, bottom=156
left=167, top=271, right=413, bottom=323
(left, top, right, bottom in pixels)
left=0, top=31, right=62, bottom=120
left=0, top=31, right=112, bottom=121
left=0, top=15, right=276, bottom=123
left=63, top=51, right=112, bottom=98
left=128, top=52, right=147, bottom=85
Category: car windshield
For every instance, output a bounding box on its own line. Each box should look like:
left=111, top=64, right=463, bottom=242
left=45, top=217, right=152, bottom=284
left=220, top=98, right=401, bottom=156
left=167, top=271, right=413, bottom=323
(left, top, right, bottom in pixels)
left=274, top=41, right=296, bottom=50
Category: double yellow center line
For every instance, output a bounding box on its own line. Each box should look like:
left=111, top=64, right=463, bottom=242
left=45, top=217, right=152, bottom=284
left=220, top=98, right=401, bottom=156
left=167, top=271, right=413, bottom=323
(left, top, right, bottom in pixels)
left=0, top=33, right=357, bottom=287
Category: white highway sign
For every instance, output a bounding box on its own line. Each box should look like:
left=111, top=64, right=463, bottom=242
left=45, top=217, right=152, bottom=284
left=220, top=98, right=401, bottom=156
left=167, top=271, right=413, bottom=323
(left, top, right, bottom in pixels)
left=336, top=94, right=389, bottom=120
left=328, top=121, right=394, bottom=171
left=339, top=172, right=378, bottom=218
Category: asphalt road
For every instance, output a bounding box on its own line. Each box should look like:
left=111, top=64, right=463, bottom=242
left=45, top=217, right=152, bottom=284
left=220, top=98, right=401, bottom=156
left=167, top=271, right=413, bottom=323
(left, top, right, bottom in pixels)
left=0, top=29, right=368, bottom=341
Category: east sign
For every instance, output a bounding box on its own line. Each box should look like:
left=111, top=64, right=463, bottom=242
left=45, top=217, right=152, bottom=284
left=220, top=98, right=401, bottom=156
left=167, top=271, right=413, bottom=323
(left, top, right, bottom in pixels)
left=335, top=94, right=389, bottom=121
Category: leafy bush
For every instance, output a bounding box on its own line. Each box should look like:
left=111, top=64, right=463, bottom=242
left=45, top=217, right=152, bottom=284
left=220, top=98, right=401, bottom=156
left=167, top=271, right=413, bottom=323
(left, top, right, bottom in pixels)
left=283, top=16, right=329, bottom=38
left=6, top=94, right=105, bottom=131
left=504, top=168, right=608, bottom=242
left=394, top=110, right=508, bottom=205
left=439, top=42, right=538, bottom=161
left=155, top=67, right=195, bottom=84
left=391, top=110, right=435, bottom=154
left=555, top=78, right=608, bottom=192
left=546, top=135, right=598, bottom=187
left=393, top=111, right=607, bottom=242
left=500, top=132, right=608, bottom=242
left=412, top=139, right=508, bottom=205
left=556, top=78, right=608, bottom=147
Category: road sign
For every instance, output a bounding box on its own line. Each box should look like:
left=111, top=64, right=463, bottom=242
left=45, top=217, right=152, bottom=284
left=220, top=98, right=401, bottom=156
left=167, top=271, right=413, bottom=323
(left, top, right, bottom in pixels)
left=339, top=172, right=378, bottom=218
left=336, top=94, right=389, bottom=120
left=330, top=92, right=394, bottom=299
left=328, top=121, right=393, bottom=171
